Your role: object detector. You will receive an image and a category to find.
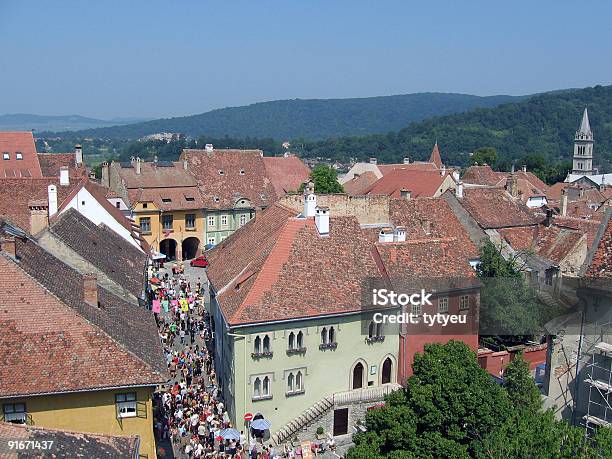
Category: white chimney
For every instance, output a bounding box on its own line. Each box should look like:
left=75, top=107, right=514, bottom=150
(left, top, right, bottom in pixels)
left=455, top=181, right=464, bottom=199
left=561, top=193, right=568, bottom=217
left=304, top=191, right=316, bottom=218
left=135, top=157, right=141, bottom=175
left=403, top=157, right=410, bottom=165
left=183, top=159, right=188, bottom=170
left=315, top=206, right=330, bottom=235
left=393, top=226, right=406, bottom=242
left=205, top=144, right=214, bottom=152
left=74, top=144, right=83, bottom=165
left=59, top=167, right=69, bottom=186
left=369, top=157, right=377, bottom=165
left=452, top=170, right=460, bottom=182
left=400, top=189, right=411, bottom=200
left=441, top=165, right=446, bottom=176
left=378, top=227, right=394, bottom=243
left=48, top=184, right=58, bottom=217
left=522, top=165, right=527, bottom=173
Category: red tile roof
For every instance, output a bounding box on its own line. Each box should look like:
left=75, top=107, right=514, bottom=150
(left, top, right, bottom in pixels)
left=262, top=155, right=311, bottom=195
left=128, top=186, right=205, bottom=211
left=0, top=132, right=42, bottom=178
left=462, top=165, right=503, bottom=186
left=38, top=152, right=87, bottom=178
left=343, top=171, right=379, bottom=195
left=377, top=162, right=436, bottom=175
left=458, top=188, right=540, bottom=229
left=545, top=215, right=602, bottom=249
left=114, top=160, right=197, bottom=188
left=585, top=210, right=612, bottom=279
left=364, top=169, right=449, bottom=198
left=429, top=142, right=443, bottom=169
left=181, top=149, right=278, bottom=209
left=207, top=197, right=479, bottom=326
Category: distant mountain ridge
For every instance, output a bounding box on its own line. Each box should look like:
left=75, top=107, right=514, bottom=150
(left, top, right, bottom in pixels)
left=57, top=92, right=529, bottom=140
left=0, top=114, right=149, bottom=132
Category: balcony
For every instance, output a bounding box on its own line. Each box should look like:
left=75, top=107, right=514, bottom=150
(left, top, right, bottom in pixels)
left=366, top=336, right=386, bottom=344
left=251, top=351, right=273, bottom=359
left=319, top=342, right=338, bottom=350
left=286, top=347, right=307, bottom=355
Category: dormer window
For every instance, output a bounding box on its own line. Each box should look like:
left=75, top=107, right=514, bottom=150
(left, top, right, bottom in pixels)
left=213, top=196, right=220, bottom=203
left=218, top=170, right=224, bottom=176
left=239, top=169, right=245, bottom=175
left=15, top=153, right=23, bottom=160
left=2, top=152, right=9, bottom=160
left=161, top=198, right=172, bottom=203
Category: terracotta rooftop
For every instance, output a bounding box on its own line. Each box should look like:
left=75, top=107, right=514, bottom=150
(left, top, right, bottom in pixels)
left=128, top=186, right=205, bottom=211
left=364, top=169, right=450, bottom=198
left=585, top=210, right=612, bottom=280
left=38, top=152, right=87, bottom=178
left=343, top=171, right=379, bottom=196
left=429, top=142, right=443, bottom=169
left=377, top=162, right=437, bottom=175
left=0, top=132, right=42, bottom=178
left=462, top=166, right=548, bottom=203
left=207, top=197, right=479, bottom=326
left=458, top=187, right=540, bottom=229
left=262, top=155, right=311, bottom=195
left=462, top=165, right=503, bottom=186
left=0, top=226, right=167, bottom=397
left=0, top=422, right=139, bottom=458
left=114, top=160, right=197, bottom=188
left=181, top=148, right=279, bottom=209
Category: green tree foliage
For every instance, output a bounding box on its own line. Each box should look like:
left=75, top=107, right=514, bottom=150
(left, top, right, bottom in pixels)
left=503, top=355, right=543, bottom=413
left=301, top=165, right=344, bottom=194
left=470, top=147, right=498, bottom=167
left=348, top=342, right=612, bottom=459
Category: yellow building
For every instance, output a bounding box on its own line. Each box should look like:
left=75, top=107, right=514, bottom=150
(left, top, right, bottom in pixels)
left=104, top=158, right=205, bottom=260
left=0, top=222, right=168, bottom=459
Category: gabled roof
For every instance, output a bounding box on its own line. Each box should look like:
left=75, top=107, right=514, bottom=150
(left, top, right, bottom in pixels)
left=115, top=160, right=197, bottom=188
left=578, top=107, right=592, bottom=136
left=429, top=142, right=443, bottom=169
left=462, top=165, right=503, bottom=186
left=0, top=422, right=139, bottom=458
left=181, top=148, right=278, bottom=209
left=38, top=152, right=87, bottom=178
left=364, top=169, right=449, bottom=198
left=262, top=155, right=311, bottom=195
left=207, top=197, right=479, bottom=327
left=0, top=132, right=42, bottom=178
left=458, top=188, right=540, bottom=229
left=343, top=171, right=379, bottom=196
left=128, top=186, right=205, bottom=211
left=0, top=228, right=166, bottom=397
left=584, top=209, right=612, bottom=279
left=46, top=209, right=148, bottom=298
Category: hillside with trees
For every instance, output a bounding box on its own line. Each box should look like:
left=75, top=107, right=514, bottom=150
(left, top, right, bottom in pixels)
left=56, top=93, right=526, bottom=140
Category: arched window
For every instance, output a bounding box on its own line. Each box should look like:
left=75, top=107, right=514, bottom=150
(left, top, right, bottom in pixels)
left=297, top=331, right=304, bottom=348
left=382, top=357, right=393, bottom=384
left=321, top=327, right=328, bottom=345
left=296, top=371, right=303, bottom=391
left=254, top=377, right=261, bottom=397
left=328, top=327, right=335, bottom=344
left=287, top=373, right=294, bottom=392
left=263, top=376, right=270, bottom=395
left=352, top=362, right=364, bottom=389
left=254, top=336, right=261, bottom=354
left=368, top=321, right=375, bottom=338
left=288, top=332, right=295, bottom=350
left=263, top=335, right=270, bottom=353
left=376, top=322, right=383, bottom=338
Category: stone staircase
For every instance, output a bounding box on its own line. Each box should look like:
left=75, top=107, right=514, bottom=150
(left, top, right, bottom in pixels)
left=271, top=383, right=401, bottom=446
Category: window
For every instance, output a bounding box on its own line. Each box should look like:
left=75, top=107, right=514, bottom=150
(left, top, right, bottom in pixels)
left=263, top=376, right=270, bottom=396
left=297, top=331, right=303, bottom=348
left=252, top=375, right=272, bottom=400
left=438, top=297, right=449, bottom=314
left=162, top=214, right=173, bottom=230
left=254, top=378, right=261, bottom=397
left=239, top=169, right=245, bottom=175
left=139, top=217, right=151, bottom=234
left=287, top=331, right=305, bottom=353
left=142, top=203, right=148, bottom=209
left=218, top=170, right=224, bottom=175
left=208, top=215, right=215, bottom=227
left=185, top=214, right=196, bottom=229
left=161, top=198, right=172, bottom=203
left=239, top=214, right=247, bottom=227
left=2, top=403, right=26, bottom=424
left=213, top=196, right=220, bottom=203
left=320, top=326, right=337, bottom=349
left=207, top=237, right=216, bottom=246
left=115, top=202, right=121, bottom=209
left=2, top=152, right=9, bottom=160
left=252, top=334, right=272, bottom=357
left=263, top=335, right=271, bottom=353
left=16, top=153, right=23, bottom=160
left=185, top=196, right=195, bottom=202
left=115, top=393, right=137, bottom=418
left=221, top=215, right=228, bottom=226
left=321, top=327, right=327, bottom=345
left=411, top=302, right=422, bottom=316
left=254, top=336, right=261, bottom=354
left=288, top=332, right=295, bottom=350
left=459, top=295, right=470, bottom=311
left=367, top=321, right=384, bottom=342
left=286, top=370, right=305, bottom=396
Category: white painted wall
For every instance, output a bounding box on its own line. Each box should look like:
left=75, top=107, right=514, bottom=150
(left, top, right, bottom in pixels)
left=60, top=187, right=143, bottom=250
left=107, top=197, right=130, bottom=212
left=526, top=196, right=547, bottom=208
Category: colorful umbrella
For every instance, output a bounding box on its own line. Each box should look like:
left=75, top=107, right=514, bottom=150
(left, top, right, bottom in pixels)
left=220, top=428, right=241, bottom=440
left=250, top=418, right=272, bottom=430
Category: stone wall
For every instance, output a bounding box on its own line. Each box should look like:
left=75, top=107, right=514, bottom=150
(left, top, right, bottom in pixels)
left=279, top=194, right=390, bottom=225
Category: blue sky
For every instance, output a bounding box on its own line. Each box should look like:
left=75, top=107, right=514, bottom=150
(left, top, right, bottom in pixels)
left=1, top=0, right=611, bottom=118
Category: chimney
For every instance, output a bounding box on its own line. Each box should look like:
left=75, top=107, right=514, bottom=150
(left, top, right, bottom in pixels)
left=315, top=206, right=330, bottom=235
left=369, top=157, right=377, bottom=165
left=561, top=193, right=568, bottom=217
left=455, top=181, right=464, bottom=198
left=440, top=164, right=446, bottom=177
left=59, top=166, right=69, bottom=186
left=101, top=162, right=110, bottom=187
left=135, top=157, right=141, bottom=175
left=205, top=144, right=214, bottom=155
left=544, top=209, right=554, bottom=227
left=511, top=164, right=515, bottom=173
left=378, top=227, right=394, bottom=243
left=153, top=155, right=158, bottom=163
left=393, top=226, right=406, bottom=242
left=183, top=159, right=188, bottom=171
left=400, top=189, right=411, bottom=200
left=48, top=184, right=58, bottom=217
left=403, top=157, right=410, bottom=165
left=303, top=181, right=316, bottom=218
left=452, top=170, right=460, bottom=182
left=506, top=174, right=518, bottom=198
left=29, top=201, right=49, bottom=235
left=83, top=273, right=98, bottom=307
left=1, top=236, right=16, bottom=258
left=74, top=144, right=83, bottom=165
left=522, top=165, right=527, bottom=173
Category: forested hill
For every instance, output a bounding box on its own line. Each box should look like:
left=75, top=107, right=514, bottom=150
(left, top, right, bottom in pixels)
left=62, top=93, right=526, bottom=140
left=297, top=85, right=612, bottom=170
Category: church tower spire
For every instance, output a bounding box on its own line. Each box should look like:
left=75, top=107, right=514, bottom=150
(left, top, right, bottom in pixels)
left=572, top=107, right=594, bottom=175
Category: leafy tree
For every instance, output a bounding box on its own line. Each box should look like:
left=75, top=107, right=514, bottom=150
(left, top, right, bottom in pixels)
left=503, top=355, right=543, bottom=413
left=300, top=164, right=344, bottom=194
left=471, top=147, right=498, bottom=167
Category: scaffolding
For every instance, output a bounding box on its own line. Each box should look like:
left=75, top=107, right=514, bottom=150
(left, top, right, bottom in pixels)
left=582, top=320, right=612, bottom=436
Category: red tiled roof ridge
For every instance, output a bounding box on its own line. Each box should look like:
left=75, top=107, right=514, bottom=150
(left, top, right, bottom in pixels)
left=231, top=218, right=310, bottom=323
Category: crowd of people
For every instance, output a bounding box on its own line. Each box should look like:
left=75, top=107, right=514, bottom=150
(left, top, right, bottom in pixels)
left=149, top=266, right=284, bottom=458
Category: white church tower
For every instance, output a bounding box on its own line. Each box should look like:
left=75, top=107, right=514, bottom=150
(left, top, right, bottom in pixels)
left=572, top=107, right=594, bottom=175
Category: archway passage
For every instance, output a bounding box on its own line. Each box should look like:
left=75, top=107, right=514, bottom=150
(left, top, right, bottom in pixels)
left=352, top=362, right=364, bottom=389
left=160, top=238, right=177, bottom=261
left=182, top=237, right=200, bottom=260
left=382, top=357, right=393, bottom=384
